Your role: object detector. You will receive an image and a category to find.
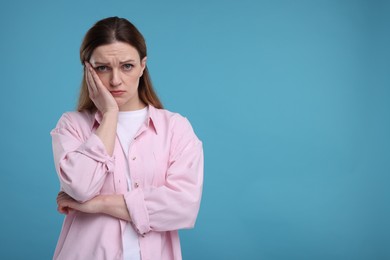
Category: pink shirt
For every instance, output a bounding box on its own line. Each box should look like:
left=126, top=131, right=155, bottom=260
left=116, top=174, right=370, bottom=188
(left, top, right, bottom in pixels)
left=51, top=105, right=204, bottom=260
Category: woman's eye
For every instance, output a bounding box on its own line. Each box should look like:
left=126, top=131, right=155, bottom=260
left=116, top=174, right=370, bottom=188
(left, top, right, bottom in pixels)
left=95, top=66, right=108, bottom=72
left=122, top=64, right=133, bottom=71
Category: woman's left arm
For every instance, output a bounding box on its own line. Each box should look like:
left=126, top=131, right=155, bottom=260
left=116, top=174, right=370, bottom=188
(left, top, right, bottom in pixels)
left=124, top=117, right=204, bottom=235
left=57, top=191, right=131, bottom=222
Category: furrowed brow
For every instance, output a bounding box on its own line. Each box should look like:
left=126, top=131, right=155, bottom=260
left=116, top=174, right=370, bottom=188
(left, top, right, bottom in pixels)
left=120, top=59, right=136, bottom=64
left=93, top=61, right=110, bottom=65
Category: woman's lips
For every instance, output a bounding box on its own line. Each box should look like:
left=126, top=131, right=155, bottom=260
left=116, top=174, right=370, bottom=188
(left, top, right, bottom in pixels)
left=110, top=90, right=125, bottom=96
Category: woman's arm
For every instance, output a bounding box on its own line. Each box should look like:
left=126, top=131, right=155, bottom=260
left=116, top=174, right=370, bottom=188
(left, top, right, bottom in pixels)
left=57, top=192, right=131, bottom=222
left=56, top=140, right=203, bottom=230
left=52, top=115, right=115, bottom=202
left=125, top=117, right=204, bottom=235
left=51, top=64, right=118, bottom=202
left=56, top=116, right=203, bottom=233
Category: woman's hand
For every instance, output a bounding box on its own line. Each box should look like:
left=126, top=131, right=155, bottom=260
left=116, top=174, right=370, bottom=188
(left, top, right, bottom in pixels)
left=57, top=191, right=101, bottom=215
left=85, top=62, right=118, bottom=114
left=85, top=61, right=118, bottom=155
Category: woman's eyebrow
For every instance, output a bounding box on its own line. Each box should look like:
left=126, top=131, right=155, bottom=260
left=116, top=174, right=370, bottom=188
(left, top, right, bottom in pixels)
left=120, top=59, right=136, bottom=63
left=93, top=61, right=110, bottom=65
left=93, top=59, right=136, bottom=65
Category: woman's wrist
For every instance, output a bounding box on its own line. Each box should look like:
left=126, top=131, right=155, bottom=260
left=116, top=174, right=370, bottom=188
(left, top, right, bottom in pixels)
left=99, top=194, right=119, bottom=214
left=97, top=195, right=109, bottom=214
left=98, top=194, right=131, bottom=221
left=102, top=109, right=119, bottom=118
left=95, top=110, right=118, bottom=156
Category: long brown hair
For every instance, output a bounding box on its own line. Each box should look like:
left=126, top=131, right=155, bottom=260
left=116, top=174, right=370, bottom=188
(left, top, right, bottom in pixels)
left=77, top=17, right=163, bottom=112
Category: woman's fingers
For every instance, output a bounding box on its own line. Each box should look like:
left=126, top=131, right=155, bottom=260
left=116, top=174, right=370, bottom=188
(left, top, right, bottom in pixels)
left=85, top=61, right=105, bottom=94
left=56, top=192, right=76, bottom=214
left=57, top=205, right=70, bottom=214
left=89, top=65, right=106, bottom=92
left=57, top=191, right=71, bottom=202
left=56, top=191, right=102, bottom=215
left=85, top=62, right=98, bottom=96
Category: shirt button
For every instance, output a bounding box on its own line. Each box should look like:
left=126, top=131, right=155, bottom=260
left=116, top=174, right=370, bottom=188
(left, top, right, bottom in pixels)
left=135, top=182, right=139, bottom=188
left=132, top=156, right=136, bottom=161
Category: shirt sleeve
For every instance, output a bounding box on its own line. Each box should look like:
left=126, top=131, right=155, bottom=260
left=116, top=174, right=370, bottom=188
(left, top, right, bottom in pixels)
left=51, top=112, right=115, bottom=202
left=124, top=116, right=204, bottom=235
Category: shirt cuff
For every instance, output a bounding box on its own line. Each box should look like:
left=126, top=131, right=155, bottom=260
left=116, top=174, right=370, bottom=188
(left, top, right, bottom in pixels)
left=124, top=188, right=151, bottom=235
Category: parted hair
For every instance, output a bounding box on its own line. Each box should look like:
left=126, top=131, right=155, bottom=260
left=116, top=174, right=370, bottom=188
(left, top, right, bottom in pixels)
left=77, top=16, right=163, bottom=112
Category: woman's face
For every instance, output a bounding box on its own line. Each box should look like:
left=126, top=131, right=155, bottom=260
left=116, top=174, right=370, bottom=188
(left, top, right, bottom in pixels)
left=89, top=41, right=146, bottom=111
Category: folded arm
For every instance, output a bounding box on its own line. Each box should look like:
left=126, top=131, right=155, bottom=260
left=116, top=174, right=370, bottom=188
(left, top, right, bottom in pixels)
left=57, top=191, right=131, bottom=221
left=56, top=138, right=203, bottom=231
left=55, top=116, right=204, bottom=235
left=51, top=111, right=117, bottom=202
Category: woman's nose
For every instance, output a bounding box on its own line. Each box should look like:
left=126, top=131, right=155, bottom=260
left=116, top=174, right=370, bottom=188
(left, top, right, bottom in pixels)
left=110, top=69, right=122, bottom=87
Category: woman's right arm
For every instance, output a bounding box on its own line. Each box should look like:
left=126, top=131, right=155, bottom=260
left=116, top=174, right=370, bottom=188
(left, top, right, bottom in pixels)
left=51, top=112, right=115, bottom=203
left=51, top=62, right=118, bottom=202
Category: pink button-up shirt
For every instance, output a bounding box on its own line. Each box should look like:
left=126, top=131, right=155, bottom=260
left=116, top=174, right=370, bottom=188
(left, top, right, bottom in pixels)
left=51, top=105, right=204, bottom=260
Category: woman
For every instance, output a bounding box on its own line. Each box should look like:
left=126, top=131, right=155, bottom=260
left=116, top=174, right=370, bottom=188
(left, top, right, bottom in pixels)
left=51, top=17, right=203, bottom=260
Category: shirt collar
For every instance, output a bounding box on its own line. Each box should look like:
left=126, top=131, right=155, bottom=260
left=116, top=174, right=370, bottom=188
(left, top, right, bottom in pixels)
left=93, top=104, right=159, bottom=135
left=146, top=105, right=159, bottom=135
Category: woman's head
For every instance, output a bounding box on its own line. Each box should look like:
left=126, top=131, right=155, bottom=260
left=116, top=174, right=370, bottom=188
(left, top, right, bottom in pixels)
left=78, top=17, right=162, bottom=111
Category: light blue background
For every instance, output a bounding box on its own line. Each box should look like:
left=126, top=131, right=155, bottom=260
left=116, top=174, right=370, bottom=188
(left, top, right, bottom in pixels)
left=0, top=0, right=389, bottom=259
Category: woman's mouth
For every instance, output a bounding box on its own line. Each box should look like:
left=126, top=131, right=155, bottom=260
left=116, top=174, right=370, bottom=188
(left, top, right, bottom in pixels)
left=110, top=90, right=125, bottom=96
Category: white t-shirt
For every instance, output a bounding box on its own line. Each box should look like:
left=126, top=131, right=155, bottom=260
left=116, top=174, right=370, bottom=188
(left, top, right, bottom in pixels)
left=116, top=107, right=148, bottom=260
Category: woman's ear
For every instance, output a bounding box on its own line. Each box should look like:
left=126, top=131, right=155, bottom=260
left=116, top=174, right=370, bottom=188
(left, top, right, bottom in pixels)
left=140, top=57, right=147, bottom=77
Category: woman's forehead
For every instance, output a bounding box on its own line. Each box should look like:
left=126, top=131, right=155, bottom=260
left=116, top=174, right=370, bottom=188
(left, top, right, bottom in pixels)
left=91, top=42, right=140, bottom=62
